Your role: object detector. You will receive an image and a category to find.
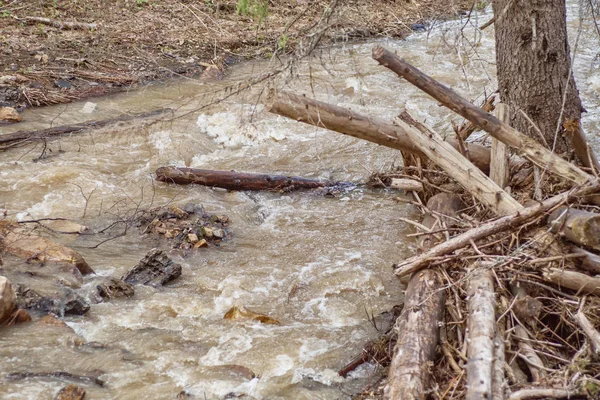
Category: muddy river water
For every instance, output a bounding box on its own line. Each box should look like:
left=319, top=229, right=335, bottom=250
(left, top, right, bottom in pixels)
left=1, top=4, right=599, bottom=399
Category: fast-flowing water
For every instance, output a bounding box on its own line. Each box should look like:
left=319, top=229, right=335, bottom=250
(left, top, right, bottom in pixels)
left=1, top=4, right=599, bottom=399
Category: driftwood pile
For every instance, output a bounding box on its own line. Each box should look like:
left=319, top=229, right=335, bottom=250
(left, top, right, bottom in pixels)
left=264, top=46, right=600, bottom=399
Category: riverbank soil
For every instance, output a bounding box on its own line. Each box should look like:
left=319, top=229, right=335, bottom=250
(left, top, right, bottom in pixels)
left=0, top=0, right=470, bottom=110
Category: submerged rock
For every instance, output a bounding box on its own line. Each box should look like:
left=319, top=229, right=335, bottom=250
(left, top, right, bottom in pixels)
left=1, top=231, right=94, bottom=275
left=95, top=277, right=134, bottom=301
left=54, top=384, right=85, bottom=400
left=0, top=276, right=17, bottom=323
left=16, top=285, right=90, bottom=316
left=122, top=249, right=181, bottom=287
left=2, top=308, right=32, bottom=326
left=224, top=306, right=280, bottom=325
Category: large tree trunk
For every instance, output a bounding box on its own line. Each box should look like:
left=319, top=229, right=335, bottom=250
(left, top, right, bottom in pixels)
left=493, top=0, right=582, bottom=156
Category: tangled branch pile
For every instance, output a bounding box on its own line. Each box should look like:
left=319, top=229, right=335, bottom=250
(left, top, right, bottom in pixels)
left=267, top=46, right=600, bottom=399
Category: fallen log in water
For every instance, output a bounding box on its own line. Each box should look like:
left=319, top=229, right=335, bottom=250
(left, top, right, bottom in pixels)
left=156, top=166, right=339, bottom=191
left=267, top=90, right=493, bottom=174
left=372, top=46, right=591, bottom=185
left=0, top=108, right=172, bottom=149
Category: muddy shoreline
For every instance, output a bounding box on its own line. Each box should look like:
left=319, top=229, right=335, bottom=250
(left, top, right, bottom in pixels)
left=0, top=0, right=471, bottom=113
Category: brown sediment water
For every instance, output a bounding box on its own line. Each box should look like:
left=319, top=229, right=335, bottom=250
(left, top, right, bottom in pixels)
left=0, top=3, right=598, bottom=399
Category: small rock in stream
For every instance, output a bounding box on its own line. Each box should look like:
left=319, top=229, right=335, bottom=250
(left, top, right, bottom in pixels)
left=54, top=384, right=86, bottom=400
left=2, top=308, right=32, bottom=326
left=16, top=285, right=90, bottom=316
left=94, top=277, right=134, bottom=302
left=0, top=276, right=17, bottom=323
left=122, top=249, right=181, bottom=287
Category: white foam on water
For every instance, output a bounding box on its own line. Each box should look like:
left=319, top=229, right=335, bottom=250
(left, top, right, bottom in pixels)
left=149, top=130, right=173, bottom=154
left=196, top=104, right=286, bottom=148
left=261, top=354, right=295, bottom=379
left=200, top=327, right=254, bottom=366
left=16, top=192, right=64, bottom=220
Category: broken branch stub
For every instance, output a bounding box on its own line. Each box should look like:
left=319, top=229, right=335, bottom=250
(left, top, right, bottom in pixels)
left=548, top=207, right=600, bottom=251
left=372, top=46, right=591, bottom=185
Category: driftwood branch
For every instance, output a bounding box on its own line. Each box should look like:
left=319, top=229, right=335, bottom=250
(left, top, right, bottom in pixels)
left=571, top=246, right=600, bottom=274
left=394, top=179, right=600, bottom=278
left=24, top=16, right=97, bottom=30
left=155, top=167, right=337, bottom=191
left=372, top=46, right=591, bottom=185
left=508, top=388, right=583, bottom=400
left=389, top=178, right=423, bottom=192
left=543, top=268, right=600, bottom=296
left=466, top=266, right=495, bottom=400
left=267, top=91, right=493, bottom=174
left=0, top=108, right=171, bottom=148
left=396, top=111, right=522, bottom=215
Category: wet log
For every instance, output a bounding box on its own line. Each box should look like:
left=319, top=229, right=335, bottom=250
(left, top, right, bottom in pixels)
left=372, top=46, right=591, bottom=185
left=466, top=267, right=495, bottom=400
left=571, top=246, right=600, bottom=274
left=156, top=166, right=335, bottom=191
left=396, top=111, right=522, bottom=215
left=0, top=108, right=172, bottom=149
left=267, top=91, right=492, bottom=174
left=548, top=207, right=600, bottom=251
left=394, top=179, right=600, bottom=278
left=542, top=268, right=600, bottom=296
left=385, top=193, right=464, bottom=400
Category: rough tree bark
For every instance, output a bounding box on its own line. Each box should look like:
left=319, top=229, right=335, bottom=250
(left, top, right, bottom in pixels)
left=493, top=0, right=591, bottom=162
left=384, top=193, right=464, bottom=400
